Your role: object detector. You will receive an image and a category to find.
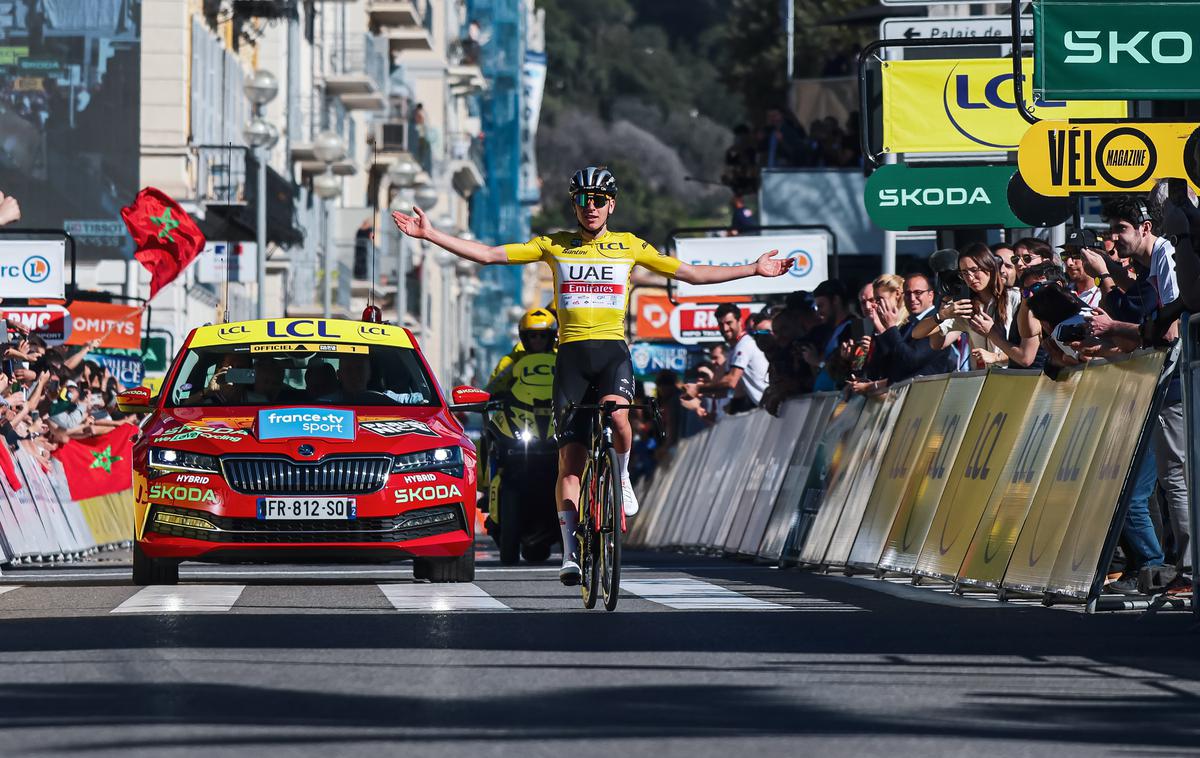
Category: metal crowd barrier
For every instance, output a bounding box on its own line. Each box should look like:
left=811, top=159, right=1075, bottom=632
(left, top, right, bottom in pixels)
left=0, top=452, right=132, bottom=566
left=630, top=349, right=1173, bottom=613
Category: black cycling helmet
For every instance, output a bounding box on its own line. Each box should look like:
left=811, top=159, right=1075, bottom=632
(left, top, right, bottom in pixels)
left=568, top=166, right=617, bottom=198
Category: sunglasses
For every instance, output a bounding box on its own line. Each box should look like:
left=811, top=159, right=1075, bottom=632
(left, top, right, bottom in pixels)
left=573, top=193, right=611, bottom=209
left=1021, top=281, right=1049, bottom=300
left=1015, top=254, right=1043, bottom=264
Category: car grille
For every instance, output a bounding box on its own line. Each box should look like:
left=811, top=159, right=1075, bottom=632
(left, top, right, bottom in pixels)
left=148, top=504, right=465, bottom=544
left=221, top=456, right=392, bottom=495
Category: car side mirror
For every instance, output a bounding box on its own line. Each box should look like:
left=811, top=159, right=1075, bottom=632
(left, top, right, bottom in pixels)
left=450, top=385, right=490, bottom=412
left=116, top=386, right=156, bottom=414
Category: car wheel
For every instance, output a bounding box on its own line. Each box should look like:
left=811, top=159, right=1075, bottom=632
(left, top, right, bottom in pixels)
left=498, top=481, right=521, bottom=566
left=422, top=551, right=475, bottom=583
left=132, top=543, right=179, bottom=586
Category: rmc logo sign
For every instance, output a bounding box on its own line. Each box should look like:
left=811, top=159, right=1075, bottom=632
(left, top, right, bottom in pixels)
left=1035, top=1, right=1200, bottom=99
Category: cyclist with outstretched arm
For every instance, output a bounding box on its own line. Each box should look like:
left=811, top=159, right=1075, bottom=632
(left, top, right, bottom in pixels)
left=393, top=166, right=793, bottom=585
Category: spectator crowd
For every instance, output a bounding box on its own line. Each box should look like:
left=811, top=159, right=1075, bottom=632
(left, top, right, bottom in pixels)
left=640, top=179, right=1198, bottom=598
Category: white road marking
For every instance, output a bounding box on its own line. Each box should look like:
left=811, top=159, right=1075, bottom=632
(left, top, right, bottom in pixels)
left=622, top=578, right=789, bottom=610
left=111, top=585, right=245, bottom=614
left=378, top=583, right=511, bottom=612
left=0, top=586, right=18, bottom=596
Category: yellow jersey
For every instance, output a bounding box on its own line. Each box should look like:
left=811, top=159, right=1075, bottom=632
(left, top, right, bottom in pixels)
left=503, top=230, right=682, bottom=343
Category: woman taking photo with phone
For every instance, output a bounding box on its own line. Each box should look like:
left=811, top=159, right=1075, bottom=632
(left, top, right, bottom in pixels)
left=913, top=245, right=1021, bottom=370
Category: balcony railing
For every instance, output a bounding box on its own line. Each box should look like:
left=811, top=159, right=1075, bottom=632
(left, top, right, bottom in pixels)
left=192, top=145, right=248, bottom=206
left=326, top=34, right=388, bottom=109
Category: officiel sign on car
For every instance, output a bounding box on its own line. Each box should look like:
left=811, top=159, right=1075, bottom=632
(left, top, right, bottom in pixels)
left=1017, top=121, right=1200, bottom=196
left=673, top=234, right=828, bottom=298
left=0, top=239, right=66, bottom=299
left=865, top=163, right=1022, bottom=231
left=1035, top=1, right=1200, bottom=99
left=882, top=58, right=1126, bottom=153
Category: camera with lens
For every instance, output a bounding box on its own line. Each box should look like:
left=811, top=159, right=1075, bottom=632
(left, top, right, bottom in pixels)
left=935, top=270, right=972, bottom=303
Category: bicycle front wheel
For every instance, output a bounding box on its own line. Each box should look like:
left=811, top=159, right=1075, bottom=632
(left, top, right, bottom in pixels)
left=579, top=464, right=599, bottom=609
left=598, top=447, right=623, bottom=612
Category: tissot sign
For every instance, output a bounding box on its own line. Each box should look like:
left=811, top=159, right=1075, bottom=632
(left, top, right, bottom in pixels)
left=865, top=164, right=1022, bottom=230
left=1017, top=121, right=1200, bottom=196
left=1034, top=1, right=1200, bottom=99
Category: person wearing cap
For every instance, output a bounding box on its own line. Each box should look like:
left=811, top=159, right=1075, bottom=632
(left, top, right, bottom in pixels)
left=1059, top=228, right=1104, bottom=309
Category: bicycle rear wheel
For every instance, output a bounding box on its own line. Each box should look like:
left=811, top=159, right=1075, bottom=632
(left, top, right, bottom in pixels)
left=579, top=464, right=600, bottom=609
left=598, top=447, right=623, bottom=612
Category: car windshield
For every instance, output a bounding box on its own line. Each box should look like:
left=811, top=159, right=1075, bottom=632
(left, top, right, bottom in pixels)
left=165, top=343, right=439, bottom=407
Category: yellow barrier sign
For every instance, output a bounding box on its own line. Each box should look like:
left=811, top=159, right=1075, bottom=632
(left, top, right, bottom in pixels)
left=881, top=58, right=1127, bottom=153
left=1018, top=121, right=1200, bottom=196
left=1002, top=365, right=1117, bottom=595
left=957, top=373, right=1078, bottom=589
left=847, top=378, right=947, bottom=570
left=878, top=374, right=985, bottom=574
left=913, top=372, right=1041, bottom=582
left=1047, top=352, right=1165, bottom=598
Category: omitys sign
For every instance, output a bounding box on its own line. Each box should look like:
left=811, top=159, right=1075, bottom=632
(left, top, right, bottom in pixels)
left=1017, top=121, right=1200, bottom=196
left=865, top=163, right=1023, bottom=231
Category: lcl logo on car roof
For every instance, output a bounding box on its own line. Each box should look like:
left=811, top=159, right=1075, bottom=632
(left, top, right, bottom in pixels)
left=297, top=444, right=315, bottom=457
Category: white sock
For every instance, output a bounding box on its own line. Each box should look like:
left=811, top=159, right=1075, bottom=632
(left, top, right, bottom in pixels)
left=558, top=510, right=578, bottom=558
left=617, top=450, right=630, bottom=482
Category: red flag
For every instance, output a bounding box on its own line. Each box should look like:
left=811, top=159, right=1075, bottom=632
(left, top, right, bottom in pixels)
left=120, top=187, right=206, bottom=299
left=0, top=444, right=22, bottom=491
left=51, top=425, right=136, bottom=501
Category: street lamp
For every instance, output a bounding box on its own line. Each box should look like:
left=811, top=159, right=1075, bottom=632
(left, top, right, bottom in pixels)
left=413, top=182, right=439, bottom=210
left=244, top=69, right=278, bottom=320
left=313, top=130, right=347, bottom=164
left=313, top=171, right=342, bottom=200
left=387, top=156, right=421, bottom=188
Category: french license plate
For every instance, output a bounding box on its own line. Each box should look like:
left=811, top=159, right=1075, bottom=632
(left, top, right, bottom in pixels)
left=256, top=497, right=357, bottom=520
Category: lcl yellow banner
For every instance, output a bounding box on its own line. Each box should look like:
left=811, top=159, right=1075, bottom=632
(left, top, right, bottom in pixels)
left=1018, top=120, right=1200, bottom=196
left=881, top=58, right=1127, bottom=153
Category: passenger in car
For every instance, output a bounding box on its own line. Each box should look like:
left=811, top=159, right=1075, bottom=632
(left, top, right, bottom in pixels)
left=304, top=359, right=339, bottom=400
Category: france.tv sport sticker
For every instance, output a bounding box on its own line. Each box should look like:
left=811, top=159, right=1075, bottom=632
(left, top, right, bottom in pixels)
left=258, top=408, right=356, bottom=441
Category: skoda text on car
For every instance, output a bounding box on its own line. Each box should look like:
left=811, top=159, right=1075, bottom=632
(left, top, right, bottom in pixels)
left=121, top=318, right=487, bottom=585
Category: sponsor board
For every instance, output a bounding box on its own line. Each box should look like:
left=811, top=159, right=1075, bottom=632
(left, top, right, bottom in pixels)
left=258, top=408, right=356, bottom=441
left=629, top=342, right=699, bottom=381
left=360, top=419, right=439, bottom=438
left=0, top=305, right=71, bottom=344
left=395, top=483, right=463, bottom=504
left=1017, top=121, right=1200, bottom=196
left=94, top=353, right=146, bottom=388
left=864, top=163, right=1023, bottom=230
left=189, top=319, right=413, bottom=349
left=148, top=483, right=220, bottom=505
left=0, top=239, right=66, bottom=299
left=64, top=301, right=143, bottom=350
left=881, top=58, right=1127, bottom=153
left=674, top=234, right=828, bottom=297
left=156, top=425, right=250, bottom=443
left=1035, top=1, right=1200, bottom=100
left=633, top=294, right=753, bottom=341
left=669, top=302, right=764, bottom=345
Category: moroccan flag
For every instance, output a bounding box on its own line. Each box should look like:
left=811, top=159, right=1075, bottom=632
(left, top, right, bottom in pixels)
left=52, top=425, right=136, bottom=501
left=120, top=187, right=206, bottom=299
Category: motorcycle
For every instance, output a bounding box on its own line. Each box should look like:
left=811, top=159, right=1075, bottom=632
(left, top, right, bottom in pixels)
left=479, top=352, right=560, bottom=564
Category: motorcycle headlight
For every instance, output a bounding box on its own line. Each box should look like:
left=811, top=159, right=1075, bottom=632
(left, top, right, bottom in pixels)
left=149, top=447, right=220, bottom=477
left=392, top=446, right=463, bottom=477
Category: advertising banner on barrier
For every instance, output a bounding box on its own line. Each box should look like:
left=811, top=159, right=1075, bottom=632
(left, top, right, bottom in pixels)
left=0, top=240, right=67, bottom=300
left=881, top=59, right=1127, bottom=153
left=864, top=163, right=1024, bottom=230
left=957, top=373, right=1079, bottom=589
left=674, top=235, right=828, bottom=297
left=1017, top=121, right=1200, bottom=196
left=1034, top=1, right=1200, bottom=100
left=65, top=301, right=144, bottom=350
left=629, top=342, right=699, bottom=381
left=913, top=372, right=1041, bottom=582
left=878, top=373, right=985, bottom=574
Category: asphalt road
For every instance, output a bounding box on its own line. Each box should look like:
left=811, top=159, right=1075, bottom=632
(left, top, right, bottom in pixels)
left=0, top=544, right=1196, bottom=757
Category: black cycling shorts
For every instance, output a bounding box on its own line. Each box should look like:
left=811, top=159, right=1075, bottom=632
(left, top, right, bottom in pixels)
left=554, top=340, right=635, bottom=447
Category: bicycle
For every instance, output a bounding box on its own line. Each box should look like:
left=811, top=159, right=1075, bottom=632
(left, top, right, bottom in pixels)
left=564, top=399, right=660, bottom=611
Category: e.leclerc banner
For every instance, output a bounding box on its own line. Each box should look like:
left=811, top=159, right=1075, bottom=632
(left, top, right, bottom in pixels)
left=865, top=163, right=1023, bottom=231
left=881, top=58, right=1127, bottom=153
left=1017, top=120, right=1200, bottom=196
left=673, top=234, right=828, bottom=298
left=1035, top=1, right=1200, bottom=100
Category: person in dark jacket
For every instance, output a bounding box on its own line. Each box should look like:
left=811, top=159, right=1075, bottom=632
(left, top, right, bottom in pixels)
left=866, top=272, right=953, bottom=386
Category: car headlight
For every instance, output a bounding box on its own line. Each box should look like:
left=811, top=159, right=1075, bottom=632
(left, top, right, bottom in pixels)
left=149, top=447, right=221, bottom=476
left=392, top=446, right=463, bottom=477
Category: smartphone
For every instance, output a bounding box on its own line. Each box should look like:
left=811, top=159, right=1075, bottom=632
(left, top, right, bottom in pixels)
left=850, top=316, right=875, bottom=341
left=225, top=367, right=256, bottom=385
left=1057, top=323, right=1088, bottom=343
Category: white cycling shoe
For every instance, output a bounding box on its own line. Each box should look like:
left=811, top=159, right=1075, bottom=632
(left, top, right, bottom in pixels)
left=559, top=554, right=581, bottom=586
left=621, top=478, right=639, bottom=517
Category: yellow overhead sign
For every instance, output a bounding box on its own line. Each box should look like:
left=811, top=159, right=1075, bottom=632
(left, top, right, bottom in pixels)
left=1018, top=120, right=1200, bottom=196
left=881, top=58, right=1128, bottom=154
left=190, top=319, right=413, bottom=349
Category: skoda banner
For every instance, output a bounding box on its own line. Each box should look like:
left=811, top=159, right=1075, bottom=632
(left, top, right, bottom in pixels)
left=673, top=234, right=828, bottom=298
left=881, top=58, right=1127, bottom=153
left=1035, top=1, right=1200, bottom=100
left=865, top=163, right=1023, bottom=230
left=0, top=240, right=66, bottom=299
left=1017, top=121, right=1200, bottom=196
